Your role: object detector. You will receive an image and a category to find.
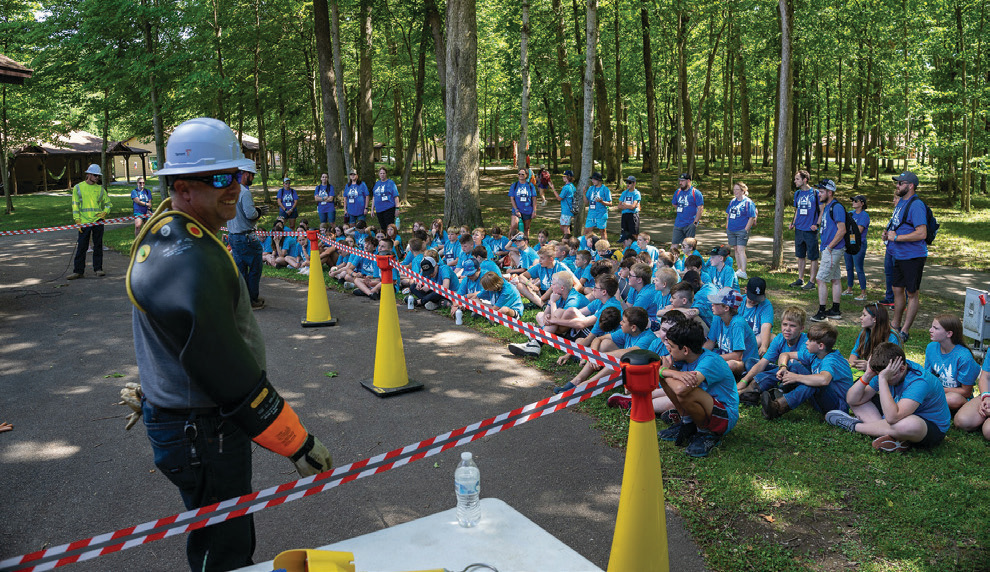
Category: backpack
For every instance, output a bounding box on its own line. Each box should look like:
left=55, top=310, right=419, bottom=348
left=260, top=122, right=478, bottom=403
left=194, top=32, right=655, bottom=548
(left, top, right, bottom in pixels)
left=893, top=195, right=939, bottom=245
left=830, top=201, right=862, bottom=255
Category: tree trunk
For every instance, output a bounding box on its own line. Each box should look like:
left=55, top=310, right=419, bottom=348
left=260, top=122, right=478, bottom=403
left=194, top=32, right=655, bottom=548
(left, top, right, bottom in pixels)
left=357, top=0, right=375, bottom=183
left=301, top=28, right=323, bottom=176
left=737, top=46, right=753, bottom=172
left=593, top=56, right=615, bottom=181
left=254, top=0, right=270, bottom=202
left=1, top=84, right=11, bottom=214
left=278, top=95, right=288, bottom=179
left=853, top=45, right=866, bottom=189
left=518, top=0, right=531, bottom=167
left=676, top=12, right=695, bottom=177
left=613, top=3, right=623, bottom=182
left=211, top=0, right=226, bottom=122
left=425, top=0, right=447, bottom=109
left=444, top=0, right=482, bottom=227
left=388, top=36, right=405, bottom=178
left=314, top=0, right=347, bottom=185
left=576, top=0, right=597, bottom=230
left=400, top=19, right=429, bottom=205
left=329, top=0, right=353, bottom=173
left=552, top=0, right=581, bottom=177
left=958, top=3, right=971, bottom=211
left=141, top=0, right=168, bottom=200
left=772, top=0, right=794, bottom=270
left=640, top=0, right=659, bottom=196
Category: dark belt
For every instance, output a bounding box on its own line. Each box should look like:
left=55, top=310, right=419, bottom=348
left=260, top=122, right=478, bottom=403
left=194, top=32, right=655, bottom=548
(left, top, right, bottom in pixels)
left=150, top=403, right=221, bottom=417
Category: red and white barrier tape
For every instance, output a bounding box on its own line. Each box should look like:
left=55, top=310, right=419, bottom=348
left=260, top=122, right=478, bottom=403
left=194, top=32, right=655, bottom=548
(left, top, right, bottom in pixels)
left=0, top=216, right=148, bottom=237
left=0, top=371, right=624, bottom=572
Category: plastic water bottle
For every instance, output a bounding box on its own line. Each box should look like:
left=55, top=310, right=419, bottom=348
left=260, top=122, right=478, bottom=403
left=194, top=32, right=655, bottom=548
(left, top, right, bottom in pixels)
left=455, top=309, right=464, bottom=325
left=407, top=295, right=415, bottom=310
left=395, top=215, right=401, bottom=229
left=454, top=452, right=481, bottom=527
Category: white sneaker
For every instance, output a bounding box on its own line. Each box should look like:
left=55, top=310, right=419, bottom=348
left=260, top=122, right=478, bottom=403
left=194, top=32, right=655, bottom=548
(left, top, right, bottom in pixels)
left=344, top=281, right=355, bottom=289
left=401, top=287, right=411, bottom=295
left=735, top=269, right=748, bottom=280
left=508, top=339, right=542, bottom=357
left=424, top=301, right=439, bottom=311
left=298, top=267, right=310, bottom=275
left=541, top=198, right=548, bottom=207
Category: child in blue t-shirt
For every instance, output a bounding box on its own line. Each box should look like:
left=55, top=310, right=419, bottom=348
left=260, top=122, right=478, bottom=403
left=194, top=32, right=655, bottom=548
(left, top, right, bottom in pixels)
left=740, top=276, right=774, bottom=355
left=479, top=271, right=524, bottom=318
left=764, top=321, right=853, bottom=420
left=703, top=286, right=759, bottom=377
left=953, top=357, right=990, bottom=440
left=555, top=170, right=577, bottom=238
left=828, top=343, right=950, bottom=453
left=848, top=303, right=902, bottom=373
left=555, top=306, right=654, bottom=394
left=739, top=307, right=808, bottom=403
left=925, top=314, right=980, bottom=413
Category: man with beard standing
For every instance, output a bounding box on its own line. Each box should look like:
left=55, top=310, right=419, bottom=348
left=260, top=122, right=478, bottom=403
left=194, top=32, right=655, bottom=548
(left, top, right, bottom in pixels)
left=882, top=171, right=928, bottom=343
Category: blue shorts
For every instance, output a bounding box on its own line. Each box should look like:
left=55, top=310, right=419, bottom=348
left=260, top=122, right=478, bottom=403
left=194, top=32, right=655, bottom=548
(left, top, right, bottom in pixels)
left=585, top=214, right=608, bottom=229
left=346, top=213, right=366, bottom=224
left=279, top=208, right=298, bottom=220
left=318, top=210, right=335, bottom=224
left=519, top=211, right=533, bottom=221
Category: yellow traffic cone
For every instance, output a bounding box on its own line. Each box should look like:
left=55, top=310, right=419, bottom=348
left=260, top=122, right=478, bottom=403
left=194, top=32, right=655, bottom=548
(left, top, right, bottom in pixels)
left=360, top=254, right=423, bottom=397
left=607, top=350, right=669, bottom=572
left=301, top=229, right=338, bottom=327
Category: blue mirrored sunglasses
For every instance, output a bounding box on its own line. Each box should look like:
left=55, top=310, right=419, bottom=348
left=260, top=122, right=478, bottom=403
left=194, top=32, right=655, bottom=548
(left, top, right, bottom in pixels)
left=177, top=173, right=237, bottom=188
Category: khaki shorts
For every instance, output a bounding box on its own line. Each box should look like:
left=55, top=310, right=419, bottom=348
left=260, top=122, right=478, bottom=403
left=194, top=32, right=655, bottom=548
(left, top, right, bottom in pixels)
left=817, top=247, right=845, bottom=282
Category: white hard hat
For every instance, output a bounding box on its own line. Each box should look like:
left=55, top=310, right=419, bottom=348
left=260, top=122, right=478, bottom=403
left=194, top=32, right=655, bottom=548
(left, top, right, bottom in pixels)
left=155, top=117, right=254, bottom=176
left=85, top=164, right=102, bottom=176
left=241, top=162, right=257, bottom=174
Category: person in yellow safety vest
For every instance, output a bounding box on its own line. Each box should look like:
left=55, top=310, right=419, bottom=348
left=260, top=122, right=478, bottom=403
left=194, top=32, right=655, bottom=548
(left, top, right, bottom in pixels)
left=68, top=164, right=112, bottom=280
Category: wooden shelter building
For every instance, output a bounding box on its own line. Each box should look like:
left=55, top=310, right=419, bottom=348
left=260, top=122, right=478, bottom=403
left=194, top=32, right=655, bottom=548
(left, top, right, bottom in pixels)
left=10, top=131, right=150, bottom=194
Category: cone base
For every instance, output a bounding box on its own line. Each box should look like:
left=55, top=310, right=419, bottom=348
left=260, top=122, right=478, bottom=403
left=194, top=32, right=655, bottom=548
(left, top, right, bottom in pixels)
left=360, top=379, right=424, bottom=397
left=302, top=318, right=338, bottom=328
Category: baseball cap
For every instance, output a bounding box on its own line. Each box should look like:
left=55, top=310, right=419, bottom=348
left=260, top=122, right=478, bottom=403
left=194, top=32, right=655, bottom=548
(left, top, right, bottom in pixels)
left=746, top=277, right=767, bottom=302
left=892, top=171, right=919, bottom=185
left=420, top=256, right=437, bottom=275
left=591, top=172, right=603, bottom=181
left=563, top=169, right=574, bottom=177
left=512, top=232, right=526, bottom=242
left=625, top=176, right=636, bottom=183
left=461, top=259, right=478, bottom=276
left=709, top=246, right=731, bottom=258
left=283, top=177, right=291, bottom=183
left=816, top=179, right=836, bottom=192
left=708, top=287, right=743, bottom=309
left=678, top=173, right=692, bottom=180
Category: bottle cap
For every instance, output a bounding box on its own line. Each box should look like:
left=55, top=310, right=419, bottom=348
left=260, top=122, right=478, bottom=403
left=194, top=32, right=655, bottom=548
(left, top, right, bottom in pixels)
left=461, top=452, right=472, bottom=460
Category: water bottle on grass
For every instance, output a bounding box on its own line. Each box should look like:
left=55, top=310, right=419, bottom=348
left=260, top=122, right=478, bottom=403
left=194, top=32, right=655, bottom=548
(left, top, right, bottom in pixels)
left=454, top=452, right=481, bottom=527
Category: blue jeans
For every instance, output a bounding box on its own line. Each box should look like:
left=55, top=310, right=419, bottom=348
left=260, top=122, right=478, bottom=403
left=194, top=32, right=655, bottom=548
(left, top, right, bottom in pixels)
left=844, top=240, right=867, bottom=290
left=781, top=361, right=849, bottom=413
left=882, top=250, right=894, bottom=303
left=142, top=402, right=255, bottom=571
left=230, top=233, right=263, bottom=302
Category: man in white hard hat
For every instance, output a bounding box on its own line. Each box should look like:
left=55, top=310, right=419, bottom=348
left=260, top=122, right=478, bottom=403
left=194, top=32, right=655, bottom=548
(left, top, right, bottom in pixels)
left=127, top=118, right=333, bottom=571
left=228, top=162, right=268, bottom=309
left=67, top=164, right=112, bottom=279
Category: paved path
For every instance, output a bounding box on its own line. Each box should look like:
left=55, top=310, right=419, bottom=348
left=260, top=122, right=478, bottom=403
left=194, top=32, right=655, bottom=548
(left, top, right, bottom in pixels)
left=0, top=231, right=707, bottom=571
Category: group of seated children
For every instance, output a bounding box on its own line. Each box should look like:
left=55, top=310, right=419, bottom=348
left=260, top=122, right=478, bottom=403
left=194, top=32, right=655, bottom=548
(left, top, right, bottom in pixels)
left=300, top=216, right=990, bottom=457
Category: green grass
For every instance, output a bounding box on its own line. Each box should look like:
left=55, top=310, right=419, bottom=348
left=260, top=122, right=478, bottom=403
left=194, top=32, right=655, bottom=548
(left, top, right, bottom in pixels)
left=5, top=165, right=990, bottom=571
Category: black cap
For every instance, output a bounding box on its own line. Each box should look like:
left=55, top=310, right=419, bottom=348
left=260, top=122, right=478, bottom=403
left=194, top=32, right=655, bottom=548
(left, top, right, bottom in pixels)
left=419, top=257, right=436, bottom=275
left=892, top=171, right=919, bottom=186
left=709, top=246, right=730, bottom=258
left=591, top=172, right=603, bottom=181
left=746, top=277, right=767, bottom=301
left=678, top=173, right=692, bottom=180
left=563, top=169, right=574, bottom=177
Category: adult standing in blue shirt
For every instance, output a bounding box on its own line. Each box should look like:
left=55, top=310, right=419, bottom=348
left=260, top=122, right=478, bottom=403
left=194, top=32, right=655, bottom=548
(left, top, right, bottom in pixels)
left=314, top=173, right=335, bottom=228
left=788, top=170, right=819, bottom=290
left=882, top=171, right=928, bottom=343
left=810, top=179, right=845, bottom=323
left=228, top=163, right=268, bottom=309
left=671, top=173, right=703, bottom=246
left=343, top=168, right=369, bottom=224
left=508, top=168, right=538, bottom=239
left=842, top=194, right=870, bottom=301
left=617, top=175, right=641, bottom=238
left=277, top=177, right=298, bottom=230
left=584, top=172, right=612, bottom=241
left=725, top=182, right=757, bottom=280
left=555, top=170, right=577, bottom=238
left=131, top=176, right=153, bottom=236
left=372, top=166, right=399, bottom=229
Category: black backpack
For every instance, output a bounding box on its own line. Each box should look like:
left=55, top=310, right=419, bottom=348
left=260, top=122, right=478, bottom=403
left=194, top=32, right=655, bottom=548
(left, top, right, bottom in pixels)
left=829, top=201, right=862, bottom=255
left=892, top=195, right=939, bottom=245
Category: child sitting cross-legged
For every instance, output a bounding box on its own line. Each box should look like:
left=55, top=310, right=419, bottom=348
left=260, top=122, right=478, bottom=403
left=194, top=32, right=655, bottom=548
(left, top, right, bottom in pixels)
left=607, top=309, right=688, bottom=412
left=703, top=287, right=759, bottom=377
left=827, top=342, right=951, bottom=453
left=738, top=306, right=808, bottom=404
left=924, top=314, right=981, bottom=414
left=554, top=306, right=655, bottom=394
left=760, top=321, right=854, bottom=421
left=656, top=319, right=740, bottom=458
